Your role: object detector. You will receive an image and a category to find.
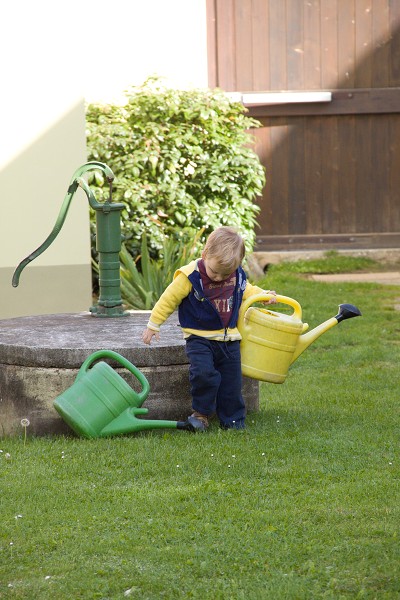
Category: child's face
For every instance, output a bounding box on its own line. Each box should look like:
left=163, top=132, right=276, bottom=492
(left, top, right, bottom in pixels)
left=203, top=256, right=234, bottom=282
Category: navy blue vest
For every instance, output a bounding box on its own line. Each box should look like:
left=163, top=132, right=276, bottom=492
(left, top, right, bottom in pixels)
left=178, top=264, right=247, bottom=331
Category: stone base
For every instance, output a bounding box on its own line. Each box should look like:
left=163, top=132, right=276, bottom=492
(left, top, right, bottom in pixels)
left=0, top=362, right=258, bottom=436
left=0, top=312, right=259, bottom=437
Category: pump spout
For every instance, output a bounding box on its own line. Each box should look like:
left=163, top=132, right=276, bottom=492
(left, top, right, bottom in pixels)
left=290, top=303, right=362, bottom=364
left=99, top=406, right=191, bottom=437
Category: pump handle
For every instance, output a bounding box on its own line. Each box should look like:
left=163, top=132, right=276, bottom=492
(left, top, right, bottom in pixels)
left=12, top=162, right=115, bottom=287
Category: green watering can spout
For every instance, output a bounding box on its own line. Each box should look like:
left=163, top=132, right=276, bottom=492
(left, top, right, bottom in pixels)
left=99, top=406, right=189, bottom=437
left=53, top=350, right=190, bottom=438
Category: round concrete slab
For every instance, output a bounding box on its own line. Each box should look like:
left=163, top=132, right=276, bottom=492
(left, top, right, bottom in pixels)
left=0, top=311, right=187, bottom=368
left=0, top=311, right=259, bottom=436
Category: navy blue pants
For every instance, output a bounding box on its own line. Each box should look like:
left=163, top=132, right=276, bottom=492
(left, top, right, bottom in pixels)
left=185, top=336, right=245, bottom=429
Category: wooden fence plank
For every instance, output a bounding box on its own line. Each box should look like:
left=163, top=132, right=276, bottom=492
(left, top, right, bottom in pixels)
left=338, top=0, right=356, bottom=88
left=215, top=0, right=236, bottom=90
left=252, top=125, right=273, bottom=232
left=304, top=0, right=322, bottom=89
left=389, top=0, right=400, bottom=85
left=252, top=0, right=270, bottom=90
left=338, top=115, right=357, bottom=232
left=247, top=88, right=400, bottom=118
left=269, top=120, right=290, bottom=234
left=355, top=115, right=373, bottom=232
left=304, top=116, right=324, bottom=234
left=286, top=0, right=304, bottom=89
left=268, top=0, right=287, bottom=89
left=355, top=0, right=373, bottom=88
left=206, top=0, right=218, bottom=88
left=321, top=0, right=339, bottom=87
left=389, top=113, right=400, bottom=228
left=371, top=0, right=390, bottom=87
left=235, top=0, right=254, bottom=90
left=255, top=233, right=400, bottom=250
left=287, top=117, right=307, bottom=234
left=321, top=116, right=340, bottom=233
left=372, top=114, right=391, bottom=231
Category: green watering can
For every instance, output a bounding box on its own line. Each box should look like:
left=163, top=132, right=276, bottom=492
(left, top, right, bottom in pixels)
left=53, top=350, right=190, bottom=438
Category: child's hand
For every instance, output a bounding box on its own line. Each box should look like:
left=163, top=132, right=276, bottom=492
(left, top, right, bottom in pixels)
left=264, top=290, right=277, bottom=304
left=142, top=328, right=160, bottom=345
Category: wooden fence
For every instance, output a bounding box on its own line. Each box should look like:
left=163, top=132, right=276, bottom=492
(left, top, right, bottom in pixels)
left=207, top=0, right=400, bottom=250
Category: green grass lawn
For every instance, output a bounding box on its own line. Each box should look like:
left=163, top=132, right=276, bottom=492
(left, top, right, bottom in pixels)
left=1, top=256, right=399, bottom=599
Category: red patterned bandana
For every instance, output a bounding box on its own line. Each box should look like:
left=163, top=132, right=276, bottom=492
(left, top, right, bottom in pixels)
left=198, top=260, right=236, bottom=328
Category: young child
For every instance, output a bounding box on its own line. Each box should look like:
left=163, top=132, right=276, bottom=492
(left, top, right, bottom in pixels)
left=142, top=226, right=276, bottom=431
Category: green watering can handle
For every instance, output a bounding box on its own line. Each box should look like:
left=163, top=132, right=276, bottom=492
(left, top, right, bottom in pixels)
left=77, top=350, right=150, bottom=404
left=240, top=293, right=303, bottom=321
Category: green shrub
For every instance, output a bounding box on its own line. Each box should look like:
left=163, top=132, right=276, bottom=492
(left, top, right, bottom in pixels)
left=119, top=230, right=203, bottom=310
left=86, top=77, right=265, bottom=259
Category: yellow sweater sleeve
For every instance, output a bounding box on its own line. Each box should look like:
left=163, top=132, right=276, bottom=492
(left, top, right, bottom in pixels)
left=146, top=272, right=192, bottom=331
left=243, top=281, right=272, bottom=300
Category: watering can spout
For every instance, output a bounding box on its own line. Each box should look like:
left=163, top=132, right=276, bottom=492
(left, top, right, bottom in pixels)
left=290, top=303, right=362, bottom=364
left=99, top=406, right=190, bottom=437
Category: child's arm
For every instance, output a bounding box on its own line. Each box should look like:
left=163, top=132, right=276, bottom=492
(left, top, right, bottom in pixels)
left=141, top=272, right=192, bottom=345
left=244, top=281, right=277, bottom=304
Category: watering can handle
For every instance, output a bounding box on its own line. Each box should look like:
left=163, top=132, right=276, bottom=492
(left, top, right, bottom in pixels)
left=78, top=350, right=150, bottom=404
left=240, top=293, right=302, bottom=320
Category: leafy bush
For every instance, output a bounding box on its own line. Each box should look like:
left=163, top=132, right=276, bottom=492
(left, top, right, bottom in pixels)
left=86, top=77, right=265, bottom=258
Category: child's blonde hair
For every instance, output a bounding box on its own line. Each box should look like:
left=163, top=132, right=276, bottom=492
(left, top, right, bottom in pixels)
left=202, top=227, right=245, bottom=273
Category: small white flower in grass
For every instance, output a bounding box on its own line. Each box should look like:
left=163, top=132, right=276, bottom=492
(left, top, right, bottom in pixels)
left=5, top=453, right=11, bottom=460
left=45, top=576, right=52, bottom=580
left=8, top=583, right=13, bottom=588
left=232, top=455, right=235, bottom=458
left=21, top=418, right=30, bottom=446
left=176, top=465, right=180, bottom=468
left=262, top=452, right=265, bottom=456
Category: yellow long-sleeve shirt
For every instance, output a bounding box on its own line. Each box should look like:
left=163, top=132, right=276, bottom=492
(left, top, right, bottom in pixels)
left=146, top=259, right=269, bottom=342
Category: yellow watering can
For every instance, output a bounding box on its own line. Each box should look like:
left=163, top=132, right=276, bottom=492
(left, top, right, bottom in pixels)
left=238, top=294, right=361, bottom=383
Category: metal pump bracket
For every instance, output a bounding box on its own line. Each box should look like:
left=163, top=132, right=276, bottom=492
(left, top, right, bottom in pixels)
left=12, top=161, right=128, bottom=317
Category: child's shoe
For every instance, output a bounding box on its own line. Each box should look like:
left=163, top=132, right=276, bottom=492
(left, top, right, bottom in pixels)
left=187, top=411, right=209, bottom=432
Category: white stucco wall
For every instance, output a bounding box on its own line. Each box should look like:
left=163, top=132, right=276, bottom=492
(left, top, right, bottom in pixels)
left=0, top=0, right=207, bottom=318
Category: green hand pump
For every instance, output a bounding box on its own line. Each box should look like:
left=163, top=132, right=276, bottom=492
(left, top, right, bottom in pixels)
left=12, top=162, right=128, bottom=317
